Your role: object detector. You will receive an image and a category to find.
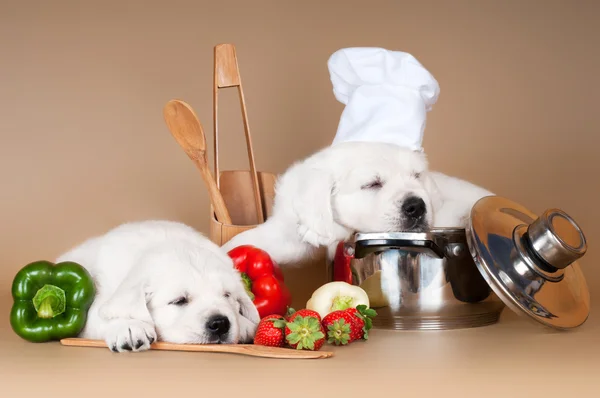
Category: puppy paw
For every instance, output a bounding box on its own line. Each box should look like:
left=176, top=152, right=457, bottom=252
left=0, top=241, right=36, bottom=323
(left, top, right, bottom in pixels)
left=297, top=225, right=328, bottom=247
left=104, top=319, right=157, bottom=353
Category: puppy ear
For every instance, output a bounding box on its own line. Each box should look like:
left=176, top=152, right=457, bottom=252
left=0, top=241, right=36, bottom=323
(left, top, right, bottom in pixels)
left=277, top=164, right=349, bottom=248
left=421, top=171, right=444, bottom=216
left=99, top=275, right=154, bottom=325
left=237, top=292, right=260, bottom=324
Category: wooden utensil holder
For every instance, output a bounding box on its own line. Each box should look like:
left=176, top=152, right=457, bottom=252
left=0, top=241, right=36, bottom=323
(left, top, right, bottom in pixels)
left=209, top=43, right=277, bottom=246
left=209, top=170, right=277, bottom=246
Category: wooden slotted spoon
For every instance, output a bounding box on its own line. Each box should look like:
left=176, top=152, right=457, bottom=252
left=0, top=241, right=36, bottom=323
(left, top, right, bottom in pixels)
left=60, top=338, right=334, bottom=359
left=163, top=99, right=232, bottom=224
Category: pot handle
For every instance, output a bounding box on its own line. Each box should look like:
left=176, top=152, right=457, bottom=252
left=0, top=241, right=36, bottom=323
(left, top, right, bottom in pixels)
left=351, top=234, right=446, bottom=260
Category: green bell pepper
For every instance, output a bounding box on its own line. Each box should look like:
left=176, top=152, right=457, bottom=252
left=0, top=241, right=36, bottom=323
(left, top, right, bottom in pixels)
left=10, top=260, right=96, bottom=343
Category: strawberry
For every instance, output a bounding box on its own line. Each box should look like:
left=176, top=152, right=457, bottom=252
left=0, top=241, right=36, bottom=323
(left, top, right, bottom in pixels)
left=322, top=310, right=354, bottom=345
left=253, top=315, right=287, bottom=347
left=284, top=315, right=326, bottom=351
left=285, top=307, right=322, bottom=323
left=344, top=305, right=378, bottom=341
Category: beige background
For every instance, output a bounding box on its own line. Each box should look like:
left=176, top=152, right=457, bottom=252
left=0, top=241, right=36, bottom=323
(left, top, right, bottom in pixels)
left=1, top=1, right=599, bottom=396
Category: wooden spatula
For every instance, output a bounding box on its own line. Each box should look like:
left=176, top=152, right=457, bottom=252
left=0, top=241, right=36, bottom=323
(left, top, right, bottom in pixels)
left=213, top=43, right=265, bottom=224
left=60, top=338, right=334, bottom=359
left=163, top=99, right=233, bottom=225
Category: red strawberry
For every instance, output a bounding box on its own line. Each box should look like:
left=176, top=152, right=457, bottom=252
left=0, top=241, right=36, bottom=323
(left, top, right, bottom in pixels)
left=284, top=315, right=326, bottom=351
left=285, top=307, right=322, bottom=323
left=344, top=305, right=378, bottom=341
left=253, top=315, right=287, bottom=347
left=322, top=310, right=355, bottom=345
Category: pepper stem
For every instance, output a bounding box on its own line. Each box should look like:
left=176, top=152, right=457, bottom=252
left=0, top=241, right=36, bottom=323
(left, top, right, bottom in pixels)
left=330, top=295, right=354, bottom=311
left=33, top=284, right=66, bottom=319
left=240, top=273, right=255, bottom=301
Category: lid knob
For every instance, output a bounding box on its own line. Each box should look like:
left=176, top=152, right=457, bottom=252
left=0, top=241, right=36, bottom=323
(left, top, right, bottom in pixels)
left=527, top=209, right=587, bottom=270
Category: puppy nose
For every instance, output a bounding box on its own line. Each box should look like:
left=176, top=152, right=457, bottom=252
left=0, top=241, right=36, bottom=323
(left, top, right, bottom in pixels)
left=402, top=196, right=426, bottom=219
left=206, top=315, right=230, bottom=336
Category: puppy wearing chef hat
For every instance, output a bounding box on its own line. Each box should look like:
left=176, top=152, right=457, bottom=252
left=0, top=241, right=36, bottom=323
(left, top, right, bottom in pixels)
left=223, top=47, right=493, bottom=265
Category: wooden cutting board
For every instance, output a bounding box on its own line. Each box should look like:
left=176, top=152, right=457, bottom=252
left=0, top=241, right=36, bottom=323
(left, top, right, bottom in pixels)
left=60, top=338, right=334, bottom=359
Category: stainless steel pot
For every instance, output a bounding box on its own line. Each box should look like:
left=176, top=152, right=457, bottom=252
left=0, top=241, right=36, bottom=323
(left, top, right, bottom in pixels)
left=327, top=196, right=591, bottom=331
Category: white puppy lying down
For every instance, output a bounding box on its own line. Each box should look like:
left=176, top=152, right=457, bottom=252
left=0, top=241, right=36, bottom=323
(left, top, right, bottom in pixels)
left=222, top=141, right=493, bottom=265
left=56, top=220, right=260, bottom=353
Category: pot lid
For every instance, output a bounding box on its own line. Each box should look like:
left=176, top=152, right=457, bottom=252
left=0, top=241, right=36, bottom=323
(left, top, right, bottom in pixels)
left=466, top=195, right=590, bottom=330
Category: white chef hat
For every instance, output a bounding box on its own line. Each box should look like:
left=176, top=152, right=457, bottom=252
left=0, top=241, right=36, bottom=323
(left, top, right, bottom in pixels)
left=327, top=47, right=440, bottom=152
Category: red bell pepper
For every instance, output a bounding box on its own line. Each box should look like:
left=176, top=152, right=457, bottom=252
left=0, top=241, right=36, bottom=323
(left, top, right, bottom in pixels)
left=227, top=245, right=292, bottom=319
left=332, top=240, right=354, bottom=284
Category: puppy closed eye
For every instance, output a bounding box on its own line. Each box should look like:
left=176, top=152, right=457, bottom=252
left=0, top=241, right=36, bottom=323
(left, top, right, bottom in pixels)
left=412, top=172, right=421, bottom=179
left=361, top=177, right=384, bottom=190
left=169, top=296, right=188, bottom=306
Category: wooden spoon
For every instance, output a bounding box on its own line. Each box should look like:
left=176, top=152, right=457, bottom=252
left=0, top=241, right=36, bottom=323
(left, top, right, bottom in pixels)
left=163, top=99, right=233, bottom=225
left=60, top=338, right=334, bottom=359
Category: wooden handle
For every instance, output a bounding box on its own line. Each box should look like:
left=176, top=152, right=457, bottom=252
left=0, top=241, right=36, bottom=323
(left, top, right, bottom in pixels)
left=163, top=99, right=233, bottom=224
left=196, top=155, right=233, bottom=225
left=60, top=338, right=334, bottom=359
left=213, top=43, right=265, bottom=224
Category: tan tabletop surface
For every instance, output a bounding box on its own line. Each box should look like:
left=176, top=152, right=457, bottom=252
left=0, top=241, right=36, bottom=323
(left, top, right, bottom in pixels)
left=1, top=295, right=599, bottom=398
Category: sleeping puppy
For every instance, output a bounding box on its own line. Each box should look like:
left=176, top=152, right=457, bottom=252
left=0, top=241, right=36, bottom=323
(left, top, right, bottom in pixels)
left=222, top=141, right=493, bottom=265
left=56, top=220, right=260, bottom=353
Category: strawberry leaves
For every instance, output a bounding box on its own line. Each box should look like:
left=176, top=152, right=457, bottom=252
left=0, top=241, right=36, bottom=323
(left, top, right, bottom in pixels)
left=285, top=315, right=325, bottom=350
left=353, top=304, right=377, bottom=340
left=270, top=318, right=287, bottom=329
left=326, top=318, right=351, bottom=346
